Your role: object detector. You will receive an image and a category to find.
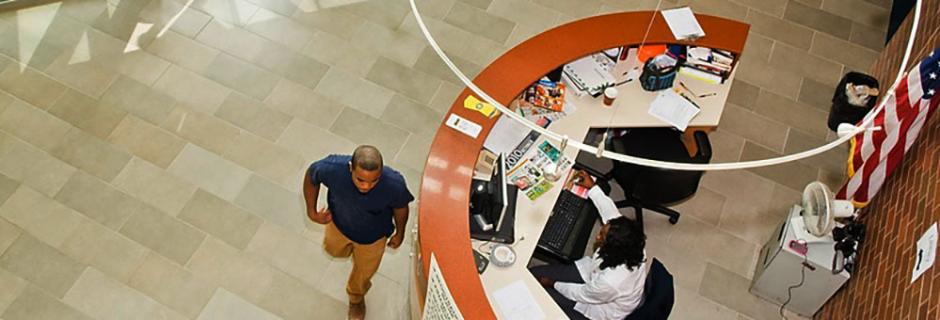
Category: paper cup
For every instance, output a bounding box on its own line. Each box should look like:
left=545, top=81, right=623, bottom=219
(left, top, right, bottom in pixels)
left=603, top=87, right=618, bottom=106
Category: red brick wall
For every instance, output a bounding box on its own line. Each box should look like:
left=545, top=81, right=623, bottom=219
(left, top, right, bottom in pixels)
left=815, top=1, right=940, bottom=319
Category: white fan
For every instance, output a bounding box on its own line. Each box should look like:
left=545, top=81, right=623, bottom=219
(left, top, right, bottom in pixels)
left=793, top=182, right=855, bottom=242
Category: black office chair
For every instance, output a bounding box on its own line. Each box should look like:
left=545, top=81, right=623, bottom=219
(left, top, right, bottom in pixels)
left=625, top=258, right=674, bottom=320
left=607, top=128, right=711, bottom=228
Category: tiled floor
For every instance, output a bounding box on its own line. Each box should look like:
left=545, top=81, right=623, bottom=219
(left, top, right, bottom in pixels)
left=0, top=0, right=890, bottom=319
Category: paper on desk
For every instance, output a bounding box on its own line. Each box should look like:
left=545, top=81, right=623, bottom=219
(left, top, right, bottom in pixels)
left=492, top=280, right=545, bottom=320
left=661, top=7, right=705, bottom=40
left=484, top=114, right=533, bottom=155
left=649, top=90, right=700, bottom=131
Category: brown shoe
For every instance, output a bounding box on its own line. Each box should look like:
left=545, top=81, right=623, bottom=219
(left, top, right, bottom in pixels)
left=348, top=301, right=365, bottom=320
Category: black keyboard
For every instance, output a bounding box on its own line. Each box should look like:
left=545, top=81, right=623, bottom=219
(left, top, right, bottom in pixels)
left=539, top=191, right=586, bottom=252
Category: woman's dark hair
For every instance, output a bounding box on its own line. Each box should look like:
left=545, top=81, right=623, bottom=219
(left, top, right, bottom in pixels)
left=598, top=217, right=646, bottom=270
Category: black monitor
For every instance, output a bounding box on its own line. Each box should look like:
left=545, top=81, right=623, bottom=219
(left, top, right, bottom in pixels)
left=469, top=153, right=517, bottom=243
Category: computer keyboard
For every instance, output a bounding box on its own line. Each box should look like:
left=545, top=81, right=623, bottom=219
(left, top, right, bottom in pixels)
left=538, top=191, right=586, bottom=252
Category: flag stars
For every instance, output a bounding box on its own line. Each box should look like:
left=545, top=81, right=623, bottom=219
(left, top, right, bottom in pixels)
left=929, top=89, right=936, bottom=96
left=931, top=73, right=938, bottom=80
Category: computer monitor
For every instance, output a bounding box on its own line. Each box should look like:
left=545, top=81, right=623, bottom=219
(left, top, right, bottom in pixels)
left=469, top=153, right=517, bottom=243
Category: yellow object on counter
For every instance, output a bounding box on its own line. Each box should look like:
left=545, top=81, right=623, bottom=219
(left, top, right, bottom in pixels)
left=464, top=95, right=500, bottom=118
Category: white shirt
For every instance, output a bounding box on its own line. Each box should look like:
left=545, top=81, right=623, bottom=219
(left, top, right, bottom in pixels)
left=553, top=186, right=647, bottom=320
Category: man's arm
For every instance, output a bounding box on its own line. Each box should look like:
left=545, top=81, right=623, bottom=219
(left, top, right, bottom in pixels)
left=303, top=169, right=331, bottom=224
left=387, top=206, right=409, bottom=248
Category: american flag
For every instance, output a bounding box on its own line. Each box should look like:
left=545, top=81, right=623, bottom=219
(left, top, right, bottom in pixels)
left=837, top=47, right=940, bottom=207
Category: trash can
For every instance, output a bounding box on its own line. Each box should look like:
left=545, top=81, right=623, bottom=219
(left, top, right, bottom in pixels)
left=828, top=72, right=880, bottom=131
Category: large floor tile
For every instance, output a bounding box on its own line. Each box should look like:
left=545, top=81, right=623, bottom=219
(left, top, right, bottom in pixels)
left=138, top=0, right=213, bottom=38
left=153, top=65, right=231, bottom=115
left=160, top=107, right=241, bottom=155
left=223, top=131, right=308, bottom=189
left=252, top=45, right=330, bottom=90
left=47, top=89, right=127, bottom=139
left=1, top=285, right=93, bottom=320
left=0, top=268, right=27, bottom=315
left=234, top=175, right=307, bottom=235
left=145, top=29, right=220, bottom=72
left=366, top=57, right=441, bottom=105
left=215, top=92, right=292, bottom=142
left=196, top=288, right=282, bottom=320
left=0, top=186, right=86, bottom=248
left=314, top=67, right=394, bottom=116
left=43, top=54, right=119, bottom=99
left=107, top=116, right=187, bottom=169
left=118, top=204, right=206, bottom=265
left=0, top=234, right=85, bottom=298
left=0, top=64, right=67, bottom=110
left=50, top=128, right=132, bottom=182
left=201, top=53, right=280, bottom=100
left=54, top=172, right=152, bottom=230
left=329, top=108, right=410, bottom=158
left=98, top=75, right=177, bottom=125
left=349, top=20, right=427, bottom=68
left=245, top=8, right=315, bottom=51
left=63, top=268, right=187, bottom=320
left=276, top=118, right=357, bottom=161
left=699, top=263, right=782, bottom=319
left=244, top=222, right=331, bottom=288
left=111, top=158, right=197, bottom=216
left=128, top=252, right=218, bottom=319
left=58, top=219, right=149, bottom=282
left=0, top=217, right=21, bottom=256
left=444, top=2, right=515, bottom=44
left=0, top=133, right=76, bottom=197
left=178, top=190, right=263, bottom=250
left=0, top=100, right=72, bottom=152
left=265, top=79, right=344, bottom=129
left=195, top=20, right=270, bottom=62
left=167, top=144, right=252, bottom=201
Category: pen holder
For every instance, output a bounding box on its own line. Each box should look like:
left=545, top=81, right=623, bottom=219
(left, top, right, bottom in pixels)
left=640, top=58, right=678, bottom=91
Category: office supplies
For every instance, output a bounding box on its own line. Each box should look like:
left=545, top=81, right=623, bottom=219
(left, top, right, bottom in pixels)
left=474, top=149, right=498, bottom=181
left=469, top=154, right=518, bottom=243
left=648, top=89, right=700, bottom=131
left=490, top=244, right=517, bottom=267
left=563, top=54, right=617, bottom=96
left=522, top=80, right=567, bottom=112
left=445, top=113, right=482, bottom=138
left=539, top=191, right=586, bottom=253
left=484, top=114, right=533, bottom=156
left=493, top=280, right=545, bottom=320
left=464, top=95, right=499, bottom=118
left=473, top=249, right=490, bottom=274
left=661, top=7, right=705, bottom=40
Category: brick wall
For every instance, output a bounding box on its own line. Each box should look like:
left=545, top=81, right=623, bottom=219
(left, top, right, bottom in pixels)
left=815, top=0, right=940, bottom=319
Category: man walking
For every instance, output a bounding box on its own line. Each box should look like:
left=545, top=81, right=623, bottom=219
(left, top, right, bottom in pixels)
left=303, top=145, right=414, bottom=320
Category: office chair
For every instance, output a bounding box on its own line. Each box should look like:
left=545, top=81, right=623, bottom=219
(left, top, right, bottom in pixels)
left=624, top=258, right=674, bottom=319
left=607, top=128, right=712, bottom=228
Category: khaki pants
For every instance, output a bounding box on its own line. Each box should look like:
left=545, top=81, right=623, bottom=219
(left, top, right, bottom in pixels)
left=324, top=222, right=386, bottom=304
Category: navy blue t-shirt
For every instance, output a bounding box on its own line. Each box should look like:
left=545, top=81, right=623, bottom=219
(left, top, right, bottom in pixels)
left=308, top=155, right=414, bottom=244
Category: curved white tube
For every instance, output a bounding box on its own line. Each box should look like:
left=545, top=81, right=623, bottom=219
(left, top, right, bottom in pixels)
left=407, top=0, right=923, bottom=171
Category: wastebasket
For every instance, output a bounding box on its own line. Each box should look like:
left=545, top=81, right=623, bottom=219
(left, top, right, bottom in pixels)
left=828, top=72, right=879, bottom=131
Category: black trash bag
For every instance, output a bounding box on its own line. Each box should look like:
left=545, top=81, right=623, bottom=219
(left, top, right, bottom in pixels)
left=828, top=72, right=880, bottom=131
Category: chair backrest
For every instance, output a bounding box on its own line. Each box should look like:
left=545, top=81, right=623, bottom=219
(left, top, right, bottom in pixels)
left=610, top=129, right=711, bottom=205
left=624, top=258, right=674, bottom=320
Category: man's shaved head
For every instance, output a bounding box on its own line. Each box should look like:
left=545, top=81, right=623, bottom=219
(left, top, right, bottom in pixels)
left=351, top=145, right=383, bottom=171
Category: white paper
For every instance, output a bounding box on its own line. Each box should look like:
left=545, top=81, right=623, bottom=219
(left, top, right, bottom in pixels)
left=445, top=113, right=482, bottom=139
left=912, top=223, right=938, bottom=282
left=484, top=114, right=533, bottom=155
left=648, top=90, right=700, bottom=131
left=661, top=7, right=705, bottom=40
left=423, top=253, right=465, bottom=320
left=492, top=280, right=545, bottom=320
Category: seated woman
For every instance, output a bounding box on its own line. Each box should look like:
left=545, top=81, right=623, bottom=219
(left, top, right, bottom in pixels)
left=530, top=171, right=648, bottom=320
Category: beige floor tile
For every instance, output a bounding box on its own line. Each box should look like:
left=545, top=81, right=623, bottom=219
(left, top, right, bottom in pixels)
left=381, top=94, right=445, bottom=135
left=179, top=189, right=263, bottom=250
left=201, top=53, right=280, bottom=100
left=796, top=77, right=836, bottom=110
left=444, top=2, right=516, bottom=43
left=98, top=75, right=177, bottom=125
left=107, top=116, right=187, bottom=169
left=160, top=107, right=241, bottom=155
left=0, top=185, right=87, bottom=248
left=167, top=144, right=252, bottom=201
left=394, top=133, right=435, bottom=173
left=715, top=104, right=789, bottom=152
left=119, top=206, right=206, bottom=265
left=252, top=46, right=330, bottom=90
left=0, top=133, right=76, bottom=197
left=316, top=66, right=397, bottom=117
left=47, top=89, right=127, bottom=139
left=254, top=266, right=347, bottom=320
left=0, top=234, right=85, bottom=298
left=811, top=32, right=881, bottom=72
left=195, top=20, right=270, bottom=62
left=397, top=14, right=472, bottom=59
left=1, top=285, right=93, bottom=320
left=427, top=80, right=463, bottom=113
left=671, top=187, right=726, bottom=227
left=54, top=171, right=152, bottom=230
left=532, top=0, right=600, bottom=21
left=138, top=0, right=214, bottom=38
left=224, top=132, right=308, bottom=188
left=0, top=19, right=65, bottom=71
left=245, top=8, right=315, bottom=51
left=127, top=252, right=217, bottom=319
left=245, top=0, right=299, bottom=16
left=43, top=54, right=119, bottom=99
left=153, top=66, right=231, bottom=114
left=234, top=175, right=307, bottom=235
left=0, top=268, right=27, bottom=315
left=58, top=220, right=149, bottom=282
left=301, top=30, right=379, bottom=77
left=411, top=46, right=482, bottom=86
left=744, top=9, right=814, bottom=50
left=646, top=240, right=708, bottom=292
left=375, top=233, right=413, bottom=287
left=349, top=21, right=427, bottom=68
left=670, top=217, right=758, bottom=278
left=190, top=0, right=260, bottom=26
left=487, top=0, right=559, bottom=33
left=727, top=79, right=761, bottom=110
left=784, top=1, right=852, bottom=40
left=186, top=237, right=277, bottom=302
left=215, top=92, right=292, bottom=142
left=768, top=43, right=843, bottom=86
left=111, top=158, right=197, bottom=216
left=717, top=197, right=785, bottom=246
left=820, top=0, right=889, bottom=27
left=360, top=274, right=408, bottom=320
left=708, top=129, right=746, bottom=163
left=196, top=288, right=282, bottom=320
left=679, top=0, right=748, bottom=21
left=0, top=172, right=16, bottom=201
left=337, top=0, right=412, bottom=28
left=315, top=259, right=353, bottom=302
left=753, top=91, right=830, bottom=138
left=50, top=128, right=132, bottom=182
left=329, top=108, right=410, bottom=158
left=413, top=0, right=456, bottom=19
left=0, top=215, right=21, bottom=256
left=244, top=222, right=331, bottom=288
left=265, top=79, right=344, bottom=129
left=671, top=286, right=739, bottom=320
left=98, top=50, right=172, bottom=87
left=63, top=268, right=187, bottom=320
left=699, top=263, right=781, bottom=319
left=702, top=169, right=776, bottom=208
left=784, top=128, right=847, bottom=174
left=291, top=7, right=365, bottom=39
left=0, top=64, right=68, bottom=110
left=459, top=34, right=508, bottom=67
left=740, top=142, right=820, bottom=191
left=0, top=100, right=71, bottom=151
left=366, top=57, right=441, bottom=105
left=276, top=118, right=358, bottom=161
left=848, top=22, right=887, bottom=51
left=734, top=54, right=803, bottom=100
left=145, top=30, right=221, bottom=72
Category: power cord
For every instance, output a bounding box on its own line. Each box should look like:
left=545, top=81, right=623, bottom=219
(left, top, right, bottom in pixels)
left=779, top=240, right=809, bottom=320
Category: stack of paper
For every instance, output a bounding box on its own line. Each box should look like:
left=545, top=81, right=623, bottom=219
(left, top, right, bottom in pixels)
left=648, top=90, right=700, bottom=131
left=661, top=7, right=705, bottom=40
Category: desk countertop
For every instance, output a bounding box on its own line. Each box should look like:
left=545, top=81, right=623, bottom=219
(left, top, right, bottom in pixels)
left=416, top=11, right=749, bottom=319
